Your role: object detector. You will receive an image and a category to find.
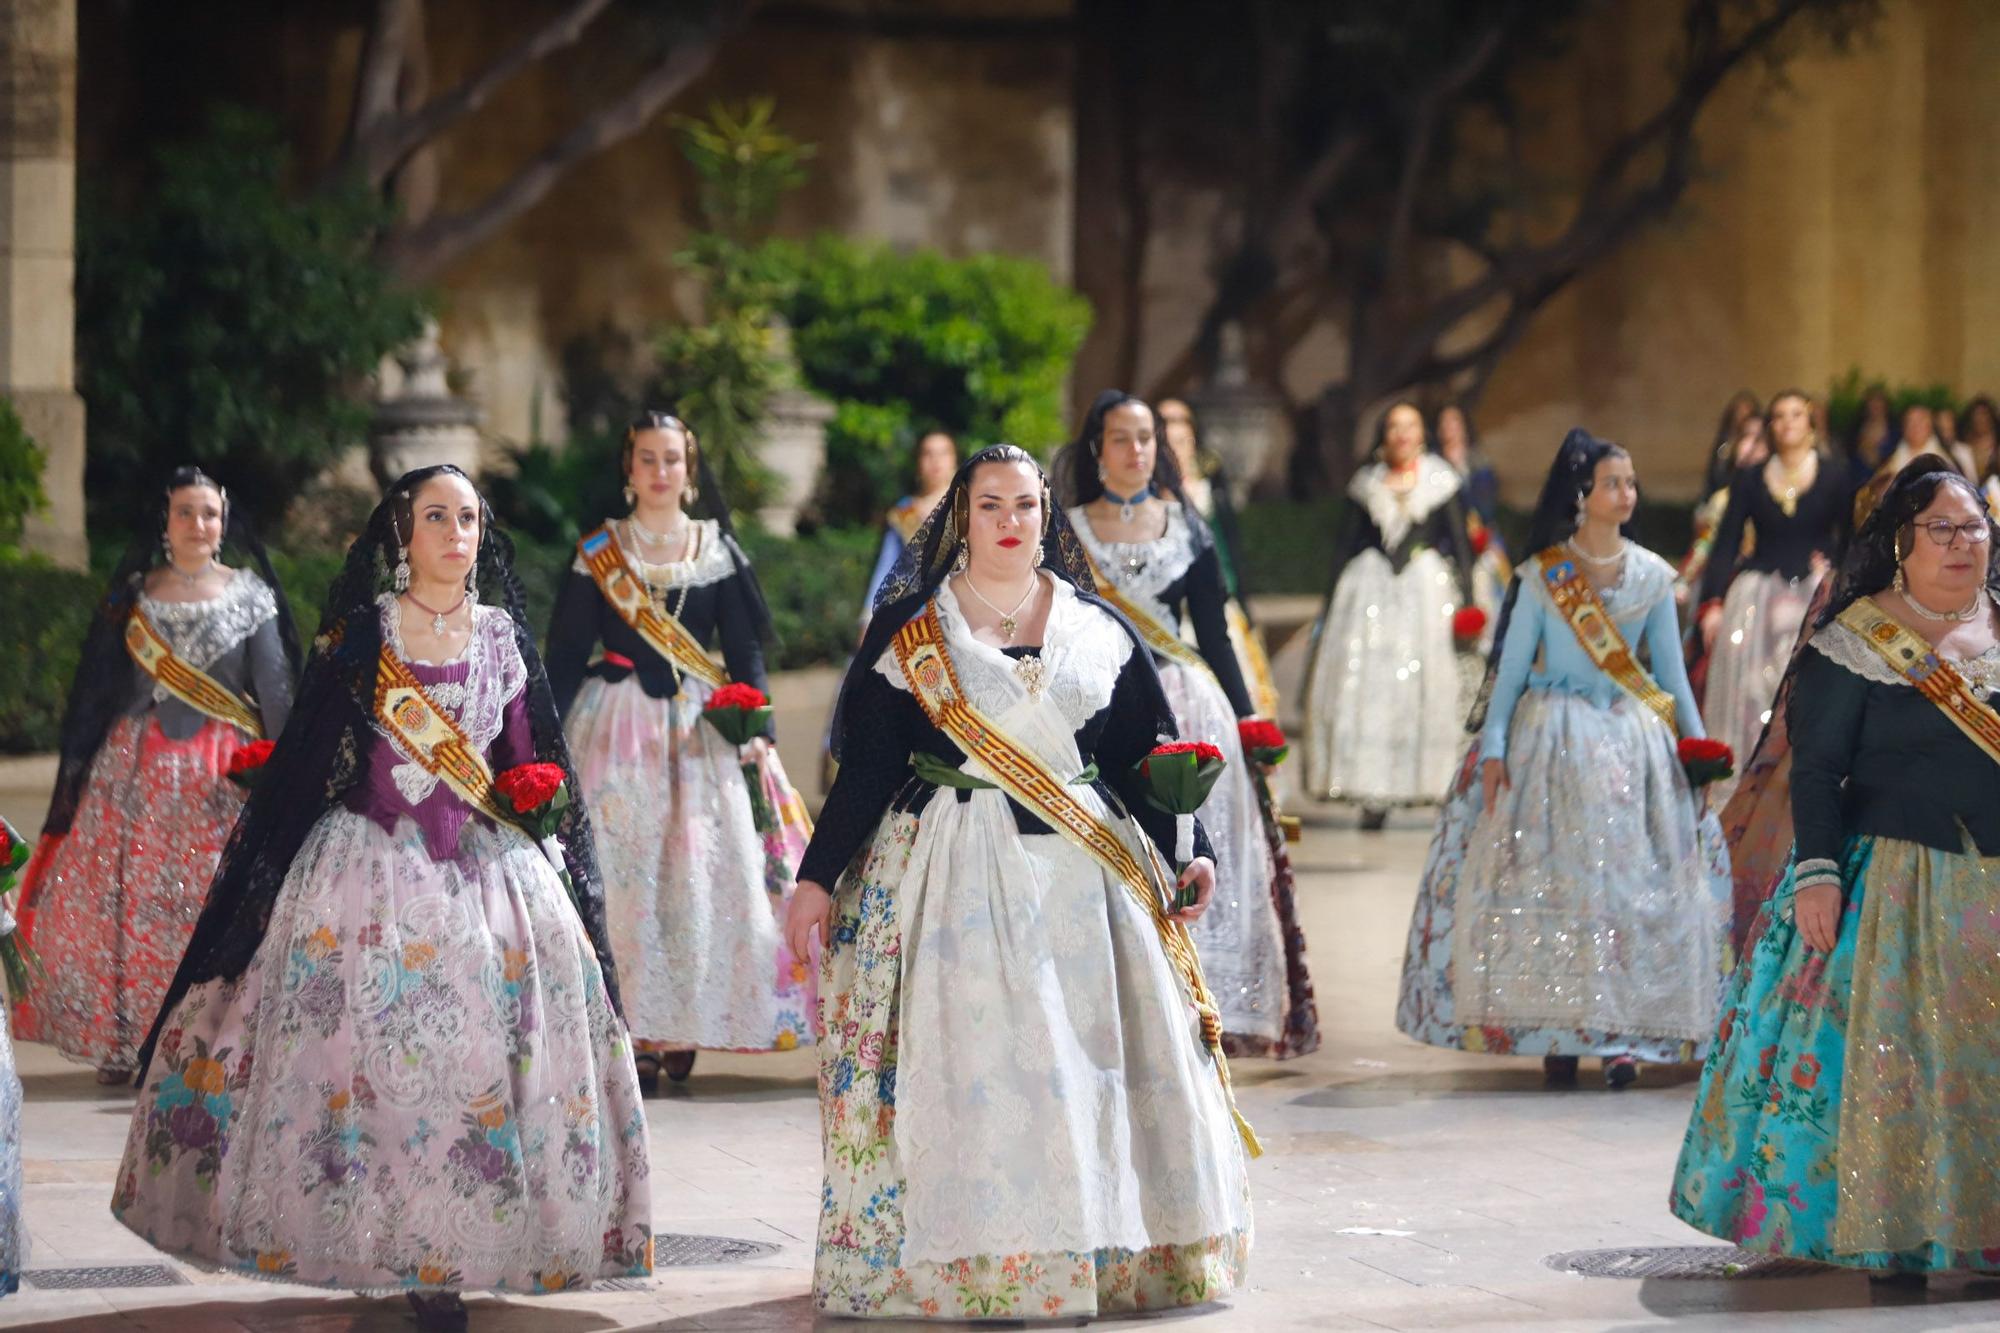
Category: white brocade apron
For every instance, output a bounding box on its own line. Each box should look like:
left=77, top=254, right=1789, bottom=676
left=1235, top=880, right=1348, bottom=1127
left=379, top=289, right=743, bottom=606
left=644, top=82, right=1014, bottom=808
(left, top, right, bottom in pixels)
left=887, top=600, right=1248, bottom=1267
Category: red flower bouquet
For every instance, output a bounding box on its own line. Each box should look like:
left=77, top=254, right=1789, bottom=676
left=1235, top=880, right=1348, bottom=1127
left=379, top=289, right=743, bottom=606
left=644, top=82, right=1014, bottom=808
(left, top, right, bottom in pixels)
left=1237, top=718, right=1289, bottom=767
left=1678, top=737, right=1735, bottom=788
left=494, top=762, right=572, bottom=840
left=1469, top=526, right=1492, bottom=557
left=1136, top=742, right=1227, bottom=909
left=0, top=815, right=42, bottom=997
left=702, top=683, right=777, bottom=831
left=225, top=739, right=277, bottom=791
left=1452, top=605, right=1488, bottom=650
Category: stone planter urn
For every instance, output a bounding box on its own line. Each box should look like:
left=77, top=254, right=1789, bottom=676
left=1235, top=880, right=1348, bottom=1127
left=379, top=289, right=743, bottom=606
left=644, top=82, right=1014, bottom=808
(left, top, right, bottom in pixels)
left=1185, top=321, right=1287, bottom=502
left=370, top=319, right=484, bottom=488
left=753, top=319, right=833, bottom=536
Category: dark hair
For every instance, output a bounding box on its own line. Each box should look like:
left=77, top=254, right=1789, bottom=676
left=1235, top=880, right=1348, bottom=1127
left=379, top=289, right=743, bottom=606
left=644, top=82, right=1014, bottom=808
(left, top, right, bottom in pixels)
left=1370, top=400, right=1431, bottom=458
left=621, top=409, right=698, bottom=479
left=1056, top=389, right=1187, bottom=507
left=1467, top=428, right=1632, bottom=732
left=1964, top=395, right=1998, bottom=441
left=1703, top=390, right=1763, bottom=493
left=1816, top=454, right=1998, bottom=629
left=387, top=463, right=490, bottom=552
left=911, top=428, right=960, bottom=484
left=1436, top=402, right=1478, bottom=448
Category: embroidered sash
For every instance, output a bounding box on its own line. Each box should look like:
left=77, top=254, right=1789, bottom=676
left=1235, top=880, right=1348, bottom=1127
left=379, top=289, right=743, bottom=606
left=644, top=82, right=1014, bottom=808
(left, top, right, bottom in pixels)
left=124, top=608, right=264, bottom=738
left=1838, top=598, right=2000, bottom=768
left=1079, top=550, right=1218, bottom=682
left=1535, top=546, right=1678, bottom=734
left=890, top=600, right=1261, bottom=1157
left=373, top=647, right=512, bottom=826
left=577, top=525, right=729, bottom=690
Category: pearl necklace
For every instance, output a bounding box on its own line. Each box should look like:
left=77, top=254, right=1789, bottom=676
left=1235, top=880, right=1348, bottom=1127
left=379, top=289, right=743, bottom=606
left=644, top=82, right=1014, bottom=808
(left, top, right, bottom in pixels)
left=1565, top=536, right=1627, bottom=567
left=627, top=512, right=690, bottom=551
left=1899, top=578, right=1986, bottom=623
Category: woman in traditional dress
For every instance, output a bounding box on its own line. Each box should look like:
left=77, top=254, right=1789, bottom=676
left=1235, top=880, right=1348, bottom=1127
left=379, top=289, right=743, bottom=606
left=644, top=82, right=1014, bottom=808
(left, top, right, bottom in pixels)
left=1159, top=397, right=1282, bottom=719
left=1672, top=456, right=2000, bottom=1281
left=546, top=411, right=812, bottom=1085
left=783, top=445, right=1254, bottom=1320
left=1675, top=398, right=1768, bottom=613
left=863, top=429, right=958, bottom=611
left=14, top=467, right=297, bottom=1084
left=1396, top=430, right=1732, bottom=1088
left=1436, top=403, right=1512, bottom=657
left=1061, top=390, right=1318, bottom=1060
left=1696, top=390, right=1849, bottom=806
left=113, top=466, right=651, bottom=1328
left=1302, top=401, right=1474, bottom=825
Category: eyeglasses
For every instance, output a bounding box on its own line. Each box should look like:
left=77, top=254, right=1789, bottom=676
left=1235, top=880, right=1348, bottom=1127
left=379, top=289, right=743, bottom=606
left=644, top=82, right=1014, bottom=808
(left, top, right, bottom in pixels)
left=1915, top=519, right=1992, bottom=547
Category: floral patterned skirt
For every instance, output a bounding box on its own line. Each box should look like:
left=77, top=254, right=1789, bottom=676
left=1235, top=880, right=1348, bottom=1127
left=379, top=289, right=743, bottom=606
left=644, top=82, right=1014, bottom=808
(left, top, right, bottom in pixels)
left=111, top=810, right=653, bottom=1294
left=1396, top=689, right=1732, bottom=1061
left=0, top=1013, right=21, bottom=1294
left=814, top=806, right=1251, bottom=1320
left=566, top=676, right=812, bottom=1052
left=15, top=715, right=249, bottom=1069
left=1671, top=834, right=2000, bottom=1270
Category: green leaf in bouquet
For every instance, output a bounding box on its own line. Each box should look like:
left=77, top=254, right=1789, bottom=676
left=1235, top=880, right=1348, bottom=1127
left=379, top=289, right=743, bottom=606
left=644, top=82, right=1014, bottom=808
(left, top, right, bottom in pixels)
left=703, top=704, right=774, bottom=747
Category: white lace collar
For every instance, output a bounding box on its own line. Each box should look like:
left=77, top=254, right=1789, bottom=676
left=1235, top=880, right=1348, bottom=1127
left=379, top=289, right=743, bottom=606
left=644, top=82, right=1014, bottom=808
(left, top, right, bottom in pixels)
left=569, top=518, right=737, bottom=590
left=374, top=597, right=529, bottom=807
left=875, top=576, right=1134, bottom=730
left=1064, top=503, right=1198, bottom=625
left=136, top=569, right=278, bottom=672
left=1809, top=611, right=2000, bottom=695
left=1348, top=454, right=1462, bottom=548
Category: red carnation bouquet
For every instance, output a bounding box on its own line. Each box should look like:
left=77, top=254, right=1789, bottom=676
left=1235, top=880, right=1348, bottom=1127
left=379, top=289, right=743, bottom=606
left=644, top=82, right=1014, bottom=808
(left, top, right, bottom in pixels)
left=1237, top=718, right=1288, bottom=768
left=494, top=762, right=571, bottom=841
left=1469, top=525, right=1492, bottom=557
left=0, top=815, right=43, bottom=997
left=225, top=739, right=277, bottom=792
left=1678, top=737, right=1735, bottom=789
left=702, top=683, right=777, bottom=831
left=1136, top=741, right=1227, bottom=909
left=1452, top=605, right=1488, bottom=651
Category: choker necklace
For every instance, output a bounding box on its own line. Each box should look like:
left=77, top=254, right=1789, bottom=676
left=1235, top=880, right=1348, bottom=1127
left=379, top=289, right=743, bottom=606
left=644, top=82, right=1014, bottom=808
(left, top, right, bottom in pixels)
left=1101, top=483, right=1153, bottom=524
left=627, top=512, right=690, bottom=550
left=961, top=572, right=1040, bottom=642
left=1896, top=571, right=1985, bottom=622
left=1565, top=536, right=1627, bottom=567
left=405, top=590, right=468, bottom=637
left=169, top=557, right=214, bottom=589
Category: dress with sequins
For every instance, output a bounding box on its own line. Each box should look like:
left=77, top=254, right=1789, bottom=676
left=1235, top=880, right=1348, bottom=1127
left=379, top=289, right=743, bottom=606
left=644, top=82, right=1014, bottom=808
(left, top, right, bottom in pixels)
left=545, top=519, right=813, bottom=1053
left=1068, top=504, right=1320, bottom=1059
left=797, top=579, right=1250, bottom=1320
left=1672, top=607, right=2000, bottom=1271
left=111, top=602, right=652, bottom=1293
left=0, top=815, right=27, bottom=1295
left=15, top=572, right=293, bottom=1070
left=1396, top=547, right=1733, bottom=1061
left=1303, top=454, right=1474, bottom=806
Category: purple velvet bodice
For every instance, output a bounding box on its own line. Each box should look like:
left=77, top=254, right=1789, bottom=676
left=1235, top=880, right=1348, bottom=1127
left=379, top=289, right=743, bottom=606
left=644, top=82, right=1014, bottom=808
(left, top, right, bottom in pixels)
left=343, top=600, right=534, bottom=862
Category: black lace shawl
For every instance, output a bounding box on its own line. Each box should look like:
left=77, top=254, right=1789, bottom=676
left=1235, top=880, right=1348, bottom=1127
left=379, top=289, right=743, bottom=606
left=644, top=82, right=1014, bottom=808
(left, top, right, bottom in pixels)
left=135, top=467, right=618, bottom=1078
left=44, top=507, right=300, bottom=837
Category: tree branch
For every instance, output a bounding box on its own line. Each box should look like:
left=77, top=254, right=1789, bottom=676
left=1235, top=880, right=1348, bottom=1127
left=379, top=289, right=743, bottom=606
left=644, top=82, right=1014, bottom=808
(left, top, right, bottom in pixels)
left=1382, top=10, right=1515, bottom=286
left=344, top=0, right=620, bottom=189
left=380, top=4, right=745, bottom=280
left=341, top=0, right=418, bottom=170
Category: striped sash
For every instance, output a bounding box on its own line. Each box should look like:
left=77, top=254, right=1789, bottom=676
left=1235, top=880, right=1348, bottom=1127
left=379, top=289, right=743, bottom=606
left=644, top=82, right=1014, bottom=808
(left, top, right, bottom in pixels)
left=373, top=647, right=511, bottom=826
left=1536, top=546, right=1678, bottom=734
left=577, top=525, right=728, bottom=690
left=124, top=609, right=264, bottom=738
left=1838, top=598, right=2000, bottom=768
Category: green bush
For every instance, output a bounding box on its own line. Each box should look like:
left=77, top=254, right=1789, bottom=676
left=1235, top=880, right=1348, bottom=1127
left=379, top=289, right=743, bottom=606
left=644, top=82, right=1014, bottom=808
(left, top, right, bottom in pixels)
left=0, top=553, right=99, bottom=752
left=736, top=525, right=877, bottom=669
left=76, top=105, right=427, bottom=530
left=1825, top=367, right=1959, bottom=443
left=0, top=398, right=47, bottom=546
left=758, top=236, right=1092, bottom=525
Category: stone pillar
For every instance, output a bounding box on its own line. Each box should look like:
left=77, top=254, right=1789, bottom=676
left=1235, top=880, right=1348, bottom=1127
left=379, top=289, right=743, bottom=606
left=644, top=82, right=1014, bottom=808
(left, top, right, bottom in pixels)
left=369, top=320, right=484, bottom=487
left=1, top=0, right=87, bottom=568
left=753, top=319, right=832, bottom=537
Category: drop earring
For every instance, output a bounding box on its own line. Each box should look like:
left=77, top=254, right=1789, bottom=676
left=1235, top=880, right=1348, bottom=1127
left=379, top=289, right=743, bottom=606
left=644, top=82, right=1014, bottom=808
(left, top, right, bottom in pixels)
left=465, top=568, right=479, bottom=609
left=952, top=543, right=970, bottom=576
left=1573, top=491, right=1588, bottom=528
left=1893, top=541, right=1908, bottom=595
left=623, top=485, right=637, bottom=510
left=394, top=545, right=411, bottom=594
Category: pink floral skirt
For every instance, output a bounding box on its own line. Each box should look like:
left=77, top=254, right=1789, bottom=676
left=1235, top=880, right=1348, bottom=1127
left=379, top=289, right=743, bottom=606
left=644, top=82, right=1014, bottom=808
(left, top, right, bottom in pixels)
left=111, top=810, right=653, bottom=1294
left=15, top=715, right=249, bottom=1069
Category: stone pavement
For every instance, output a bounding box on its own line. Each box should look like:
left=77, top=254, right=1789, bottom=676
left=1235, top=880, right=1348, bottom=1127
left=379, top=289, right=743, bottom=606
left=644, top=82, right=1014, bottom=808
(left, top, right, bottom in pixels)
left=4, top=767, right=1999, bottom=1328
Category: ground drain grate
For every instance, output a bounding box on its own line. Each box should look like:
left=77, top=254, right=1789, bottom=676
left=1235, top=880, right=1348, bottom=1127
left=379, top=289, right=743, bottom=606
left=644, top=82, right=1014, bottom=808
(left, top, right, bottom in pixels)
left=1547, top=1245, right=1836, bottom=1280
left=24, top=1264, right=191, bottom=1290
left=655, top=1233, right=781, bottom=1267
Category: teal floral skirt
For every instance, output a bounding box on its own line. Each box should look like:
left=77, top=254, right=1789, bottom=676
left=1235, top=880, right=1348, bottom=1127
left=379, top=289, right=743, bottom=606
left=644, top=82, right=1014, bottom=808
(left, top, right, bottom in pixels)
left=1670, top=833, right=2000, bottom=1271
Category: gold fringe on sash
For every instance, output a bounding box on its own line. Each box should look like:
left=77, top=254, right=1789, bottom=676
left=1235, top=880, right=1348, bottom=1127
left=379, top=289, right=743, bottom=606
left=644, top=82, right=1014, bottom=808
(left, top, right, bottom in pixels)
left=373, top=648, right=512, bottom=826
left=1535, top=546, right=1678, bottom=735
left=124, top=609, right=264, bottom=738
left=1838, top=598, right=2000, bottom=766
left=577, top=525, right=729, bottom=690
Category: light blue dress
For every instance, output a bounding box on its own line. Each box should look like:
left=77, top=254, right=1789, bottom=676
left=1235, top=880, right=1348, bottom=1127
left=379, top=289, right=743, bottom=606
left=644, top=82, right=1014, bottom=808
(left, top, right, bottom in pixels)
left=1396, top=546, right=1733, bottom=1061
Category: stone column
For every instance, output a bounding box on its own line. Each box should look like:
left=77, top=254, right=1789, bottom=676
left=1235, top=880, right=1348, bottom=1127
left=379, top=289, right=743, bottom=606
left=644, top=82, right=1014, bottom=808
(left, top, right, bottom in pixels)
left=753, top=319, right=831, bottom=537
left=1, top=0, right=87, bottom=567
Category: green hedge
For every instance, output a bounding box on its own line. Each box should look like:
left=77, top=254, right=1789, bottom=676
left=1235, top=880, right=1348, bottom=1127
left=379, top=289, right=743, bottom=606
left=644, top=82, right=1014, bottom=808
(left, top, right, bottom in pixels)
left=0, top=554, right=99, bottom=752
